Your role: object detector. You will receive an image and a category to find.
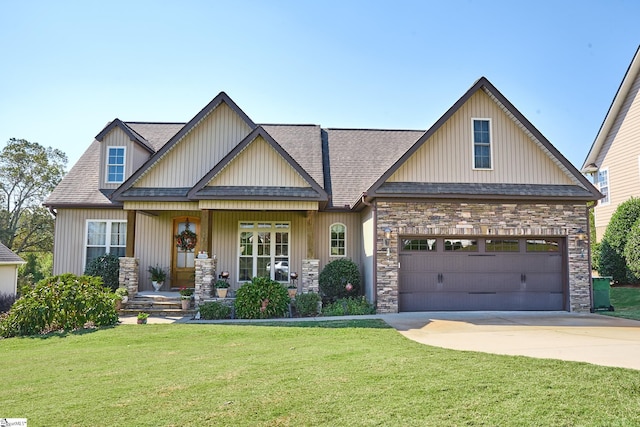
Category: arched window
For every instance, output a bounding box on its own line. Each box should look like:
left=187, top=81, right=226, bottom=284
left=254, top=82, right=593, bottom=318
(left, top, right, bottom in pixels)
left=330, top=223, right=346, bottom=257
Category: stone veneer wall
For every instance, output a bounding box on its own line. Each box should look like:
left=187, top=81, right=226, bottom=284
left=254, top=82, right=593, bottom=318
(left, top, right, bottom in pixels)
left=375, top=201, right=591, bottom=313
left=118, top=257, right=139, bottom=297
left=301, top=259, right=319, bottom=292
left=194, top=258, right=217, bottom=307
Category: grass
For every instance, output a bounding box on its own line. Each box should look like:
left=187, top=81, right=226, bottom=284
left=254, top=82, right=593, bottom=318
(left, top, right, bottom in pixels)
left=1, top=322, right=639, bottom=426
left=600, top=286, right=640, bottom=320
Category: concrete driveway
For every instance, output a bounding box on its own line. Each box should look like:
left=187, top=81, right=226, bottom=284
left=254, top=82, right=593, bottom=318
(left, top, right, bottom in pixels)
left=383, top=311, right=640, bottom=370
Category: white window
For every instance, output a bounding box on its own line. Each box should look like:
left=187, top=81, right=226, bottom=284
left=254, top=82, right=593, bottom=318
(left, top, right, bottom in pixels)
left=330, top=223, right=346, bottom=256
left=238, top=222, right=289, bottom=282
left=106, top=146, right=126, bottom=183
left=85, top=220, right=127, bottom=268
left=598, top=168, right=609, bottom=205
left=472, top=118, right=492, bottom=169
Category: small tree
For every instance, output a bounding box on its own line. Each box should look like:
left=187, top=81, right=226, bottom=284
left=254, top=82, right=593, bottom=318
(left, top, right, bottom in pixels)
left=624, top=219, right=640, bottom=279
left=598, top=197, right=640, bottom=283
left=84, top=253, right=120, bottom=291
left=319, top=258, right=361, bottom=303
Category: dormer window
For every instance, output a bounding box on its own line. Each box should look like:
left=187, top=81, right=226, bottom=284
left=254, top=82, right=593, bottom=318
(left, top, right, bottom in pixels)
left=472, top=119, right=492, bottom=169
left=107, top=146, right=126, bottom=183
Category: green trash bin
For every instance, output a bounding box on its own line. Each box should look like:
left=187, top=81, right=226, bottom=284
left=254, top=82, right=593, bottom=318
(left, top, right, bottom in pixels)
left=592, top=277, right=614, bottom=311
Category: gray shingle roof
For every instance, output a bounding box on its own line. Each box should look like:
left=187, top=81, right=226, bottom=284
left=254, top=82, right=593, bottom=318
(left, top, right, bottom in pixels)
left=0, top=243, right=25, bottom=264
left=119, top=187, right=191, bottom=199
left=376, top=182, right=596, bottom=199
left=194, top=186, right=323, bottom=199
left=125, top=122, right=185, bottom=151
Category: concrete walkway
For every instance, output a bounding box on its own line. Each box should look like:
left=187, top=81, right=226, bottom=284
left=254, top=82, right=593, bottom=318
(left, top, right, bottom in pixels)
left=118, top=311, right=640, bottom=370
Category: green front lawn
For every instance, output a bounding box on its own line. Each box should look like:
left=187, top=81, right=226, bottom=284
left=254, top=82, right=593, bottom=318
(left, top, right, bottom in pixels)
left=601, top=286, right=640, bottom=320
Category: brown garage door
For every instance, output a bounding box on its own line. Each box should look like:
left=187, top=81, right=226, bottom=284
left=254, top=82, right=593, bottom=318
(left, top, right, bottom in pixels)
left=398, top=237, right=565, bottom=311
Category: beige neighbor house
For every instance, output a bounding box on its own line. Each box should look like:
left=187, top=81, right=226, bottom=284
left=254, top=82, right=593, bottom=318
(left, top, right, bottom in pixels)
left=583, top=46, right=640, bottom=241
left=45, top=77, right=601, bottom=313
left=0, top=243, right=25, bottom=296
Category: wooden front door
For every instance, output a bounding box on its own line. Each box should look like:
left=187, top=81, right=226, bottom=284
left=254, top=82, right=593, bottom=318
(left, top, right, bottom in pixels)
left=172, top=217, right=199, bottom=289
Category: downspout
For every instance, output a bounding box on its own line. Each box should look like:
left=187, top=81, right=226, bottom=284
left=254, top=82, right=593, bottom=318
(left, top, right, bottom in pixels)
left=360, top=193, right=377, bottom=308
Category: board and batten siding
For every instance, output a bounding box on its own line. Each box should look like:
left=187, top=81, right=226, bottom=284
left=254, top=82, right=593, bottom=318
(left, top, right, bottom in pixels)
left=314, top=212, right=363, bottom=275
left=135, top=103, right=252, bottom=188
left=388, top=91, right=575, bottom=185
left=593, top=71, right=640, bottom=241
left=52, top=209, right=127, bottom=276
left=99, top=127, right=151, bottom=190
left=360, top=206, right=375, bottom=303
left=208, top=136, right=309, bottom=187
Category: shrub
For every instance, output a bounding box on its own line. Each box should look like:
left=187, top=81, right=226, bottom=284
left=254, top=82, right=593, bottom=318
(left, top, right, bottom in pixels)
left=0, top=273, right=118, bottom=338
left=84, top=253, right=120, bottom=291
left=319, top=258, right=361, bottom=303
left=234, top=277, right=289, bottom=319
left=322, top=297, right=376, bottom=316
left=590, top=241, right=600, bottom=272
left=0, top=292, right=16, bottom=313
left=624, top=220, right=640, bottom=279
left=599, top=197, right=640, bottom=283
left=293, top=292, right=321, bottom=317
left=199, top=301, right=232, bottom=320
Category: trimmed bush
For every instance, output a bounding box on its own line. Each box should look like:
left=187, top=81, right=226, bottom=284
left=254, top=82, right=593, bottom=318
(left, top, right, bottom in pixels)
left=199, top=301, right=232, bottom=320
left=0, top=273, right=118, bottom=337
left=322, top=297, right=376, bottom=316
left=319, top=258, right=361, bottom=303
left=0, top=292, right=16, bottom=313
left=599, top=198, right=640, bottom=283
left=234, top=277, right=290, bottom=319
left=293, top=292, right=321, bottom=317
left=84, top=253, right=121, bottom=291
left=624, top=220, right=640, bottom=279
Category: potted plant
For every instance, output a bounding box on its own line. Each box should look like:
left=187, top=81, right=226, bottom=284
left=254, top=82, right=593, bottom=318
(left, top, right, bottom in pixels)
left=215, top=279, right=230, bottom=298
left=287, top=284, right=297, bottom=299
left=114, top=287, right=128, bottom=310
left=148, top=265, right=167, bottom=292
left=179, top=287, right=194, bottom=310
left=137, top=312, right=149, bottom=324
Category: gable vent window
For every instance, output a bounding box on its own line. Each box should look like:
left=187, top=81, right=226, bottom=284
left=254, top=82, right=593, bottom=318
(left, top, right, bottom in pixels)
left=473, top=119, right=491, bottom=169
left=107, top=146, right=126, bottom=183
left=598, top=168, right=609, bottom=205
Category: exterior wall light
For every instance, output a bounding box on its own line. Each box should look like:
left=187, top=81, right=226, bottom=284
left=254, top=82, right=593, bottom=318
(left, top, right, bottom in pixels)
left=383, top=227, right=392, bottom=256
left=576, top=228, right=586, bottom=258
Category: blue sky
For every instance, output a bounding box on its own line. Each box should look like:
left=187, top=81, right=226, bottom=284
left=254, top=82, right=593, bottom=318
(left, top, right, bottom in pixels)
left=1, top=0, right=639, bottom=169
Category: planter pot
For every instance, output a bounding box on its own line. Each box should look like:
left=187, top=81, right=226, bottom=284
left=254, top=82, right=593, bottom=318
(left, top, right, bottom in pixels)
left=121, top=295, right=129, bottom=303
left=181, top=299, right=191, bottom=310
left=115, top=300, right=122, bottom=310
left=152, top=281, right=163, bottom=292
left=137, top=318, right=147, bottom=324
left=216, top=288, right=229, bottom=299
left=288, top=289, right=297, bottom=298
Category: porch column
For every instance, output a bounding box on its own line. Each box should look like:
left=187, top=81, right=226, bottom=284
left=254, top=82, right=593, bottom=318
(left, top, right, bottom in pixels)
left=126, top=210, right=136, bottom=257
left=194, top=257, right=216, bottom=307
left=118, top=257, right=139, bottom=297
left=301, top=259, right=320, bottom=293
left=306, top=210, right=316, bottom=259
left=200, top=209, right=211, bottom=256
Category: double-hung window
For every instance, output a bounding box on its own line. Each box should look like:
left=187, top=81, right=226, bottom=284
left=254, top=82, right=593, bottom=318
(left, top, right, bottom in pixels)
left=330, top=223, right=346, bottom=256
left=238, top=222, right=290, bottom=282
left=107, top=146, right=126, bottom=183
left=597, top=168, right=609, bottom=205
left=473, top=119, right=492, bottom=169
left=86, top=220, right=127, bottom=268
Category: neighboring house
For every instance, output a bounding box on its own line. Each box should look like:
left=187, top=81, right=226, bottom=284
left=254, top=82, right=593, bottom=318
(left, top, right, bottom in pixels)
left=583, top=46, right=640, bottom=241
left=45, top=77, right=600, bottom=313
left=0, top=243, right=25, bottom=295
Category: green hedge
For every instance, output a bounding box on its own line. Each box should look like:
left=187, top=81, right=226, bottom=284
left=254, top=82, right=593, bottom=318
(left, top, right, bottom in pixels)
left=234, top=277, right=289, bottom=319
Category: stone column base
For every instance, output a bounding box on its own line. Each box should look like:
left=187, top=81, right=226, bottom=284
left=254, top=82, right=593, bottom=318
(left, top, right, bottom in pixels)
left=301, top=259, right=320, bottom=293
left=195, top=258, right=217, bottom=307
left=118, top=257, right=139, bottom=297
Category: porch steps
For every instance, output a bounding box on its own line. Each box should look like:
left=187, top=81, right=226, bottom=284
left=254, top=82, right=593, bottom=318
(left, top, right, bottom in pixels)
left=120, top=295, right=195, bottom=317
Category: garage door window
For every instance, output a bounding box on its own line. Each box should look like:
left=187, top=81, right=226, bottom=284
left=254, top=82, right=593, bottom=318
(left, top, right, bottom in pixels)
left=485, top=239, right=519, bottom=252
left=526, top=239, right=559, bottom=252
left=444, top=239, right=478, bottom=251
left=402, top=238, right=436, bottom=251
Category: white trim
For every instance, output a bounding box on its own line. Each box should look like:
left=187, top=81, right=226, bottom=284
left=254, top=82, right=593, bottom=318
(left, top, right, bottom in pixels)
left=329, top=222, right=347, bottom=257
left=597, top=167, right=610, bottom=206
left=84, top=219, right=127, bottom=271
left=105, top=146, right=126, bottom=184
left=237, top=221, right=290, bottom=282
left=471, top=118, right=493, bottom=170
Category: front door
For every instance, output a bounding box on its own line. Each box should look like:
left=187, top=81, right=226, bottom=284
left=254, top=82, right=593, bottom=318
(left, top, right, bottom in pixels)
left=172, top=217, right=200, bottom=289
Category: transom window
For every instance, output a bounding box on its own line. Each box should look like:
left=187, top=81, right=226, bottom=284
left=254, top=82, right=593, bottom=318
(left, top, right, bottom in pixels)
left=444, top=239, right=478, bottom=252
left=402, top=238, right=436, bottom=251
left=485, top=239, right=520, bottom=252
left=85, top=220, right=126, bottom=268
left=106, top=146, right=126, bottom=183
left=597, top=168, right=609, bottom=205
left=473, top=119, right=491, bottom=169
left=526, top=239, right=559, bottom=252
left=330, top=223, right=346, bottom=257
left=238, top=222, right=290, bottom=282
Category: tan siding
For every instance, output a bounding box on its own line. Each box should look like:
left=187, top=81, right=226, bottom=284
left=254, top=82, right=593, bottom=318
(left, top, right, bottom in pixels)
left=136, top=104, right=252, bottom=187
left=314, top=212, right=363, bottom=273
left=198, top=200, right=318, bottom=210
left=389, top=91, right=574, bottom=185
left=360, top=206, right=375, bottom=302
left=593, top=72, right=640, bottom=240
left=0, top=265, right=18, bottom=294
left=209, top=136, right=309, bottom=187
left=123, top=202, right=200, bottom=211
left=211, top=211, right=307, bottom=290
left=52, top=209, right=127, bottom=275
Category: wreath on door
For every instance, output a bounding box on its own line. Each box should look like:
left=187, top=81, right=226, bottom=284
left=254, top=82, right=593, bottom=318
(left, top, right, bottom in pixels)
left=175, top=219, right=198, bottom=251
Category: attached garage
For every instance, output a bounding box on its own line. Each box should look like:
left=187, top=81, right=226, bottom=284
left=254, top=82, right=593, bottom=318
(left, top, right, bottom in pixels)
left=398, top=237, right=565, bottom=311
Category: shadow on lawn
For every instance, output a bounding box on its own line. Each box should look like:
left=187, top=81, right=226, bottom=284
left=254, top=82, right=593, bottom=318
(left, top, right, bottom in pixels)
left=21, top=324, right=117, bottom=340
left=223, top=319, right=391, bottom=329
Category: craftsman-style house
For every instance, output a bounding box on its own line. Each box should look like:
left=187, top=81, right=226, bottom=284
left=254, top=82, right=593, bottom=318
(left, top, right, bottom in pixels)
left=45, top=77, right=601, bottom=312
